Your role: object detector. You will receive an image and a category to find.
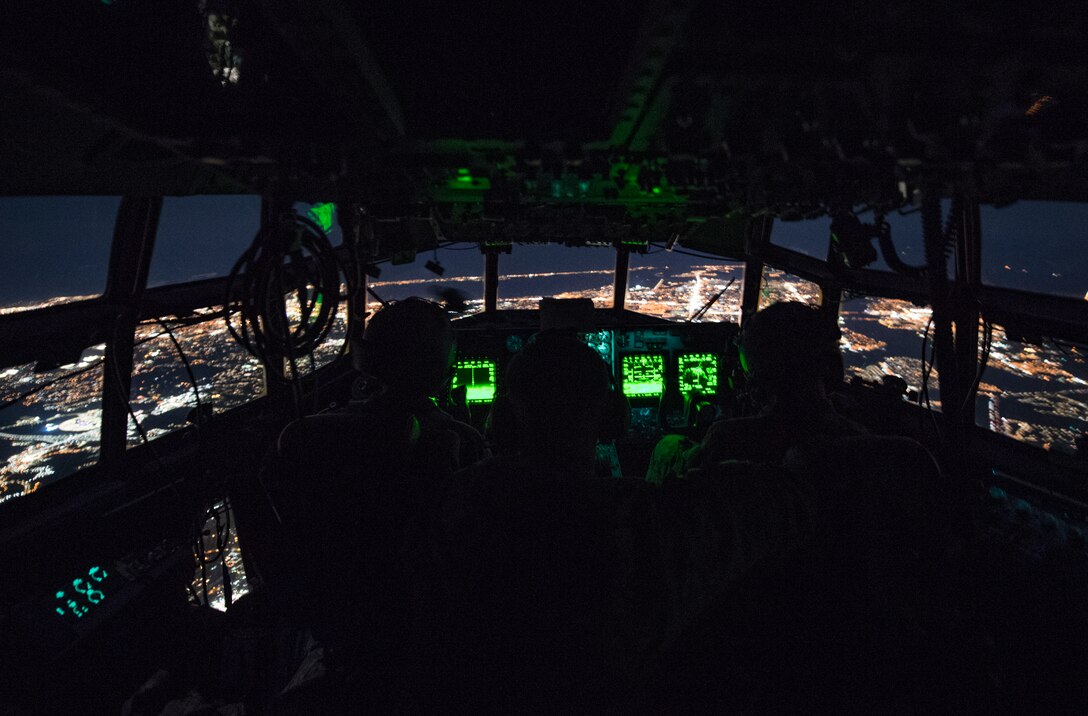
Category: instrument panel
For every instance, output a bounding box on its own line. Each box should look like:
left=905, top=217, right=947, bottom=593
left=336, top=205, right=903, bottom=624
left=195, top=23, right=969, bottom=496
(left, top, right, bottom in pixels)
left=450, top=321, right=739, bottom=441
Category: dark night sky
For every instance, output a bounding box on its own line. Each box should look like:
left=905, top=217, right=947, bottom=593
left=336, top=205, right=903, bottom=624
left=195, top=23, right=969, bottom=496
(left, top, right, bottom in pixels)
left=0, top=196, right=1086, bottom=306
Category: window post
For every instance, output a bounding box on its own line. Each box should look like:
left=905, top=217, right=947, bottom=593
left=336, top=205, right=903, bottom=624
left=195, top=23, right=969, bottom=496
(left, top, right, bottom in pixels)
left=100, top=197, right=161, bottom=464
left=612, top=247, right=630, bottom=315
left=741, top=216, right=772, bottom=322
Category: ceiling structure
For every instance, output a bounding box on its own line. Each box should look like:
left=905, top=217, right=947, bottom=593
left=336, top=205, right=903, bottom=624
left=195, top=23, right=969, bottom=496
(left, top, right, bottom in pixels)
left=2, top=0, right=1087, bottom=209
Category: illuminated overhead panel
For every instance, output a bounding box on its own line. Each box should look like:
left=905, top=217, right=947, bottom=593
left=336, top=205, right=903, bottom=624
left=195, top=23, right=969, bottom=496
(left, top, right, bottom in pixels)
left=453, top=358, right=496, bottom=403
left=622, top=354, right=664, bottom=397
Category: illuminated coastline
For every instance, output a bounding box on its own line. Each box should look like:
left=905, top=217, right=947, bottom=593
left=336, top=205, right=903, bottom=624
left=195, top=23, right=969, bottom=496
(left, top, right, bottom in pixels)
left=2, top=270, right=1087, bottom=506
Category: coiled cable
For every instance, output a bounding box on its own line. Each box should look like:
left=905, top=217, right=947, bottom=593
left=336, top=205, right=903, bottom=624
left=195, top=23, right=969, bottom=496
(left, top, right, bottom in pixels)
left=224, top=211, right=347, bottom=390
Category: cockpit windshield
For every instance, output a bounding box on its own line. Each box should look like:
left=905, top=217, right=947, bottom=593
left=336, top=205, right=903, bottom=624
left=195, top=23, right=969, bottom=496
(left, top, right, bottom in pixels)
left=498, top=244, right=615, bottom=310
left=368, top=243, right=484, bottom=313
left=628, top=250, right=745, bottom=323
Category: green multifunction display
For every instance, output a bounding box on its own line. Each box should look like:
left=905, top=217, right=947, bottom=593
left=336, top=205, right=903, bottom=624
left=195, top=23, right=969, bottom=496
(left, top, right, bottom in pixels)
left=54, top=565, right=115, bottom=622
left=453, top=359, right=497, bottom=403
left=678, top=353, right=719, bottom=395
left=622, top=354, right=665, bottom=397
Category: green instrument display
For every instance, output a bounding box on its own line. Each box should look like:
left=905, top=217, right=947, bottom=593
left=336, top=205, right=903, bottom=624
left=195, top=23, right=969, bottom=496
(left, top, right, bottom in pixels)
left=678, top=353, right=719, bottom=394
left=453, top=358, right=497, bottom=403
left=622, top=354, right=664, bottom=397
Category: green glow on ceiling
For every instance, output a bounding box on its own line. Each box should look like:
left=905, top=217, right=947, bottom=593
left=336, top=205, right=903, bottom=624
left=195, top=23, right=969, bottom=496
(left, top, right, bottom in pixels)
left=622, top=354, right=664, bottom=397
left=678, top=353, right=719, bottom=394
left=453, top=358, right=496, bottom=403
left=307, top=203, right=336, bottom=233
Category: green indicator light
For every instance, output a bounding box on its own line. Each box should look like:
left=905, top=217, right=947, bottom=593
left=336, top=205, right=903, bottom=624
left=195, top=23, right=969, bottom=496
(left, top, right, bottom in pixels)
left=307, top=203, right=336, bottom=233
left=55, top=565, right=113, bottom=621
left=622, top=354, right=664, bottom=397
left=453, top=359, right=497, bottom=403
left=457, top=167, right=470, bottom=175
left=678, top=353, right=719, bottom=394
left=456, top=175, right=474, bottom=183
left=652, top=186, right=662, bottom=195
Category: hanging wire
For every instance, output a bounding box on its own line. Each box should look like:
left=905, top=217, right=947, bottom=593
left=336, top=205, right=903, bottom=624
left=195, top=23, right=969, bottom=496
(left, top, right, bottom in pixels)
left=146, top=317, right=238, bottom=609
left=960, top=320, right=994, bottom=415
left=648, top=242, right=732, bottom=261
left=153, top=318, right=205, bottom=425
left=224, top=211, right=351, bottom=417
left=918, top=314, right=942, bottom=439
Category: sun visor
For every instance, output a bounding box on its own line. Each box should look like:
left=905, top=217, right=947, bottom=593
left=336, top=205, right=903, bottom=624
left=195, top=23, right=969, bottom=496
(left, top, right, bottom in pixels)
left=677, top=212, right=750, bottom=261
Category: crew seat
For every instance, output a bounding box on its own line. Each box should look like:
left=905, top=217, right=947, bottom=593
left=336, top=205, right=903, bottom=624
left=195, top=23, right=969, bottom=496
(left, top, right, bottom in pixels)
left=645, top=437, right=962, bottom=712
left=260, top=407, right=449, bottom=706
left=782, top=436, right=963, bottom=709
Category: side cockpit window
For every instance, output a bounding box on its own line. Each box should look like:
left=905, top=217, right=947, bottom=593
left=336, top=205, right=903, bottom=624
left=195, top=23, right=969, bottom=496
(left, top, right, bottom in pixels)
left=759, top=265, right=821, bottom=309
left=0, top=347, right=106, bottom=504
left=975, top=326, right=1088, bottom=455
left=0, top=196, right=120, bottom=314
left=127, top=311, right=267, bottom=446
left=981, top=201, right=1088, bottom=300
left=148, top=195, right=262, bottom=287
left=838, top=294, right=939, bottom=408
left=0, top=196, right=120, bottom=504
left=770, top=203, right=948, bottom=276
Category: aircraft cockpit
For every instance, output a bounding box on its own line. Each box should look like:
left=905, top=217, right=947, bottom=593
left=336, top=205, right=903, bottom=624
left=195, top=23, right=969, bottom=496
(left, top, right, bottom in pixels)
left=5, top=1, right=1088, bottom=712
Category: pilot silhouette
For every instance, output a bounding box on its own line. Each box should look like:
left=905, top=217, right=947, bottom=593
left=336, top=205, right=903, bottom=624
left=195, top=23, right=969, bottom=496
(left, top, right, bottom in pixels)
left=353, top=297, right=487, bottom=471
left=647, top=301, right=864, bottom=482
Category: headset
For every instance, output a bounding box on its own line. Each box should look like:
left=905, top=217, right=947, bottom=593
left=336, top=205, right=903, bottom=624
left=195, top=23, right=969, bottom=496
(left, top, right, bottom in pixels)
left=486, top=330, right=629, bottom=453
left=351, top=297, right=457, bottom=401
